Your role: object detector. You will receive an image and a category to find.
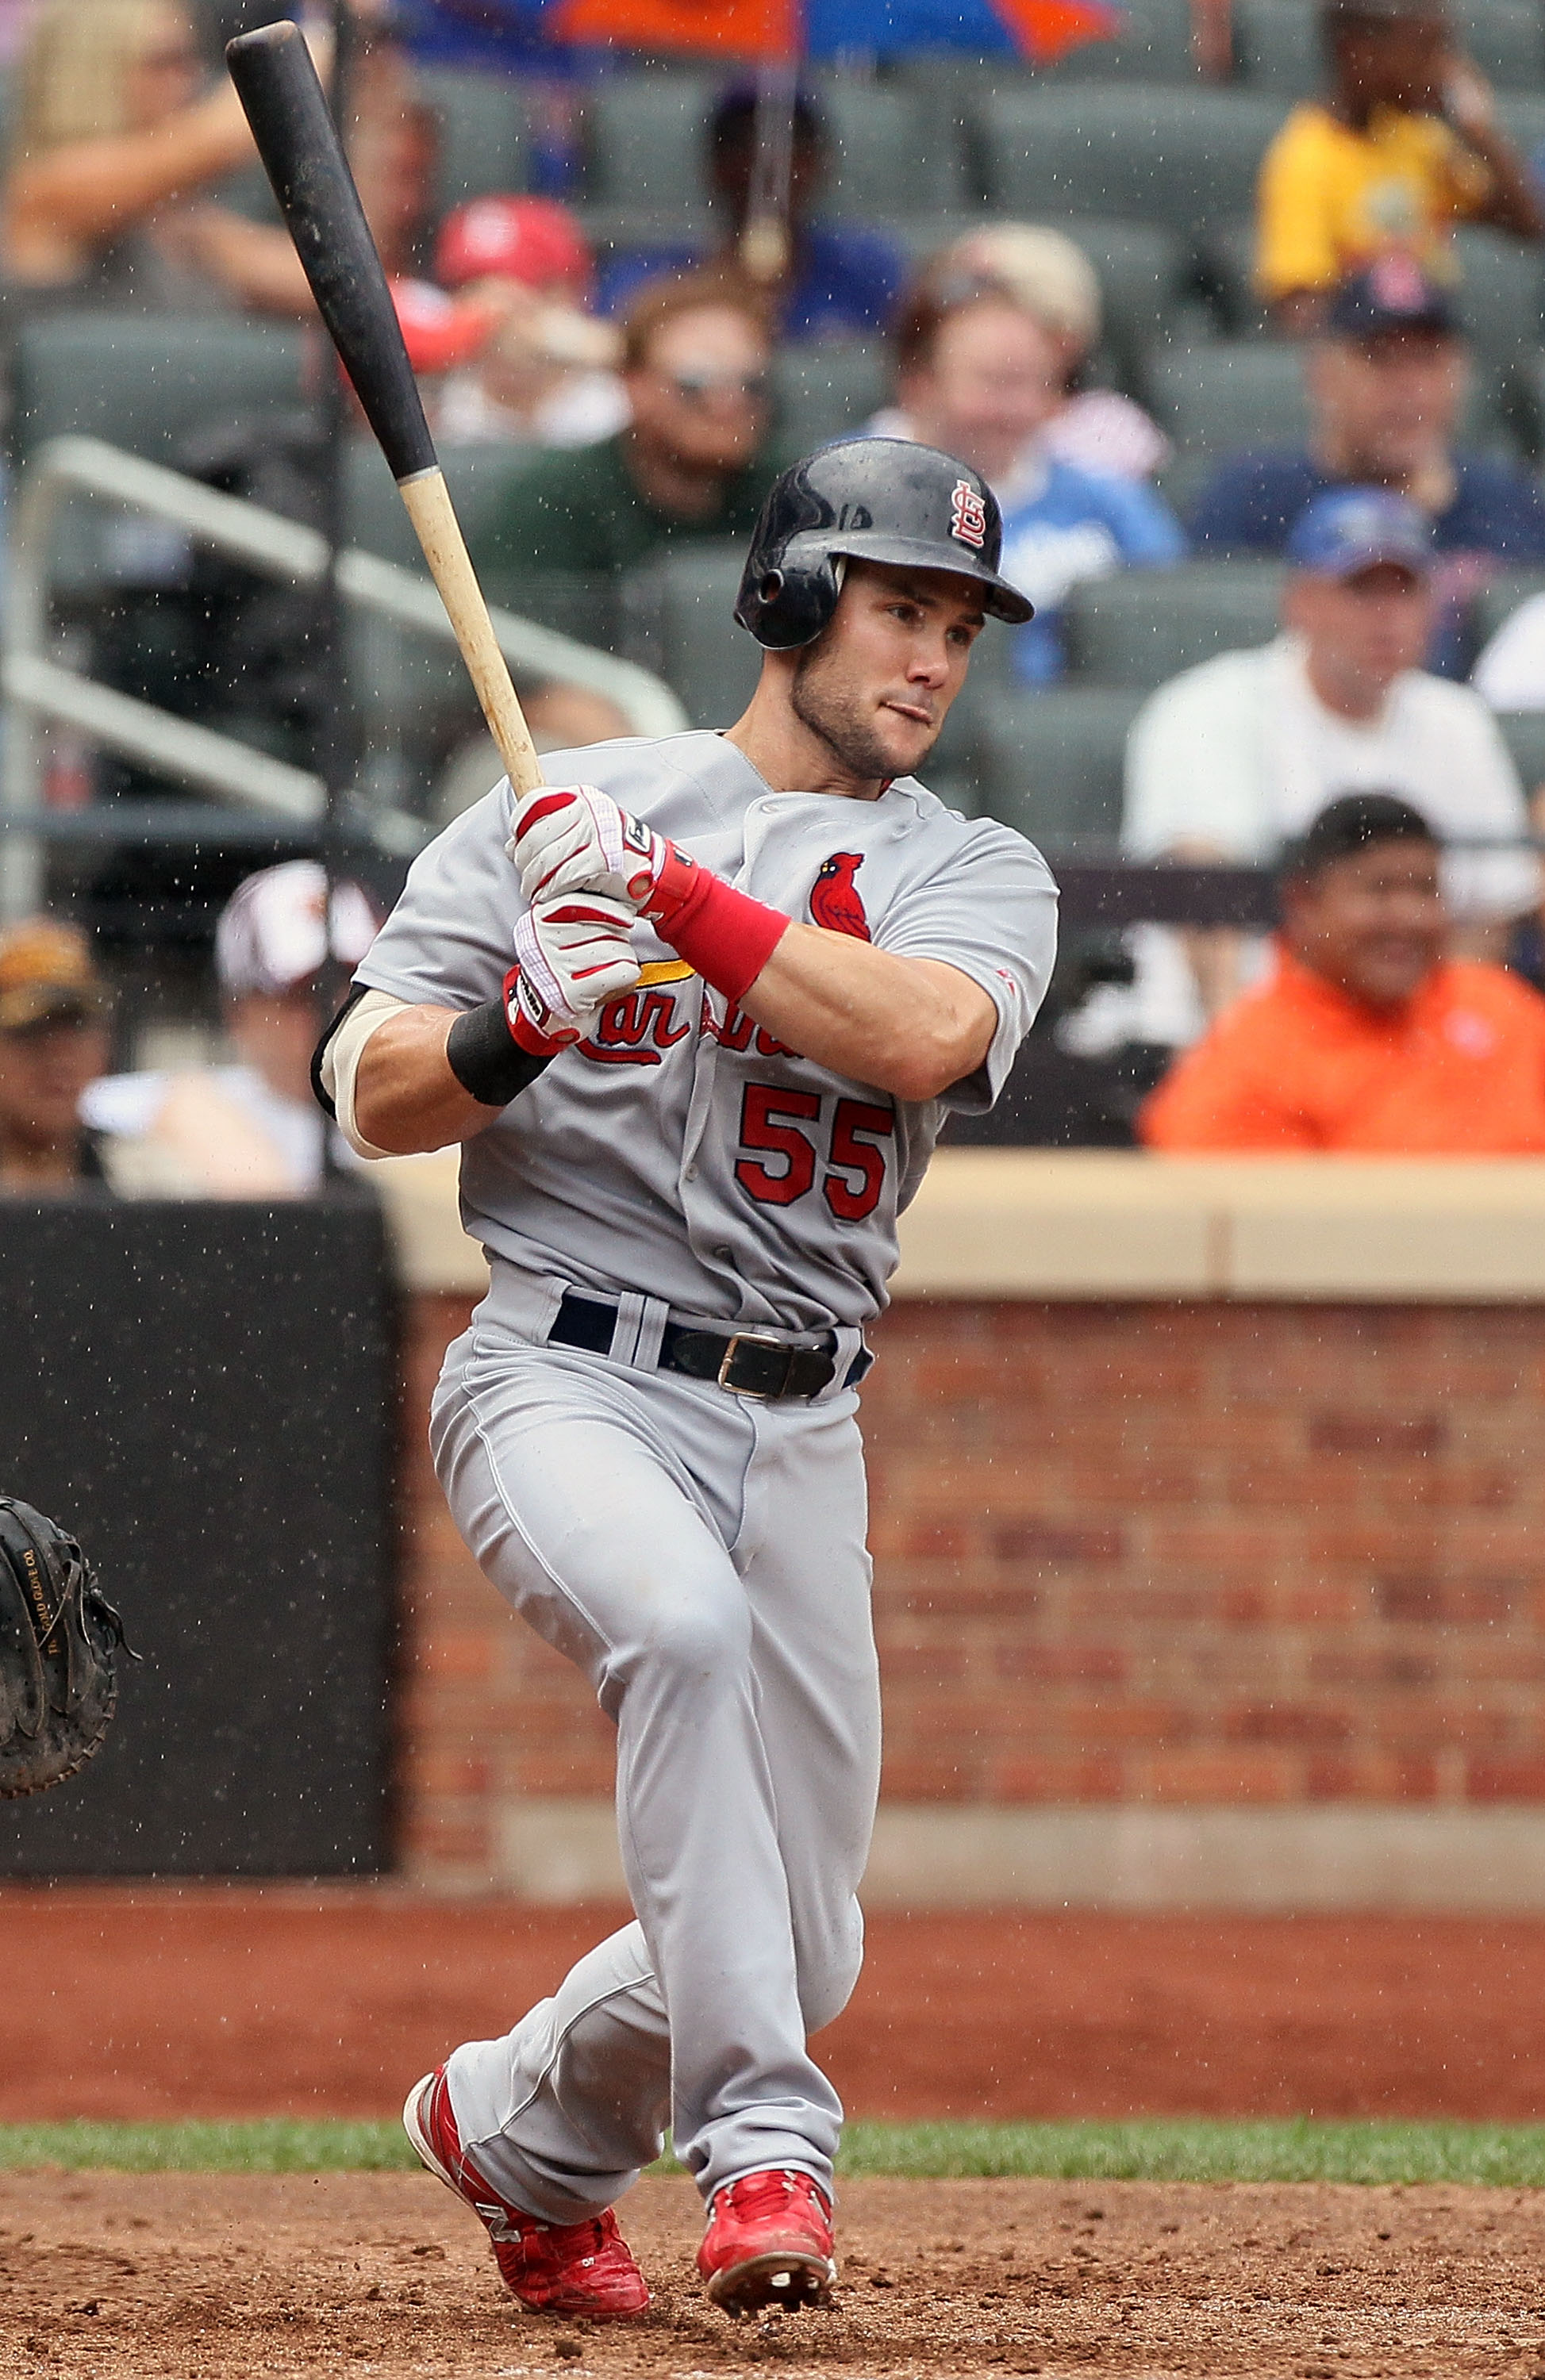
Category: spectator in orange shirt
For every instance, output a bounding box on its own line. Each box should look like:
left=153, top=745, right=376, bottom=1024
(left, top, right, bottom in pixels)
left=1140, top=792, right=1545, bottom=1152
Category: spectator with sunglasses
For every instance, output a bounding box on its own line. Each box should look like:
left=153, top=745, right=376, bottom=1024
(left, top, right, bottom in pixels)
left=470, top=272, right=779, bottom=615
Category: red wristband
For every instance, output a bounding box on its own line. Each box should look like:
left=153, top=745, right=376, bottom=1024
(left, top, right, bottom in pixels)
left=645, top=866, right=788, bottom=1002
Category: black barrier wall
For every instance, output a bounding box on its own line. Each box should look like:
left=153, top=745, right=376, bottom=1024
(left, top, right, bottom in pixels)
left=0, top=1195, right=394, bottom=1874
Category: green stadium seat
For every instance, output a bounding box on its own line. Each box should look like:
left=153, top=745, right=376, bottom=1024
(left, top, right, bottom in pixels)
left=1468, top=566, right=1545, bottom=650
left=1147, top=337, right=1513, bottom=455
left=1234, top=0, right=1320, bottom=97
left=344, top=438, right=534, bottom=570
left=1496, top=708, right=1545, bottom=788
left=10, top=313, right=305, bottom=467
left=813, top=76, right=963, bottom=217
left=1145, top=341, right=1312, bottom=449
left=622, top=545, right=761, bottom=727
left=1459, top=0, right=1544, bottom=90
left=973, top=86, right=1289, bottom=239
left=418, top=70, right=532, bottom=217
left=976, top=686, right=1149, bottom=844
left=1063, top=559, right=1286, bottom=683
left=583, top=73, right=719, bottom=210
left=1032, top=0, right=1198, bottom=83
left=771, top=340, right=888, bottom=449
left=1496, top=91, right=1545, bottom=149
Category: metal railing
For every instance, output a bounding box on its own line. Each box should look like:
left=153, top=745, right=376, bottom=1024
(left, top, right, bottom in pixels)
left=1, top=435, right=690, bottom=919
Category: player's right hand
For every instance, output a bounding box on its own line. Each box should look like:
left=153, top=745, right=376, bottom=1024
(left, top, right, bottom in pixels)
left=509, top=782, right=667, bottom=909
left=508, top=894, right=641, bottom=1053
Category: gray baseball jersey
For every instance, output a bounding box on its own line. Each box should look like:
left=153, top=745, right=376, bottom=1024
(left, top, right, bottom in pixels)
left=357, top=728, right=1058, bottom=1333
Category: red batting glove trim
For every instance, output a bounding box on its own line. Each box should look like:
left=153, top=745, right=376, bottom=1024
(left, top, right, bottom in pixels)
left=645, top=868, right=789, bottom=1003
left=503, top=963, right=580, bottom=1055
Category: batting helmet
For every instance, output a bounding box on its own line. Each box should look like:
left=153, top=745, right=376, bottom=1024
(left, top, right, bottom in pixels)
left=734, top=438, right=1034, bottom=651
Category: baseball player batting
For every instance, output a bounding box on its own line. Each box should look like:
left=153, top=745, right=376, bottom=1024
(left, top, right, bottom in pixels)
left=316, top=436, right=1058, bottom=2321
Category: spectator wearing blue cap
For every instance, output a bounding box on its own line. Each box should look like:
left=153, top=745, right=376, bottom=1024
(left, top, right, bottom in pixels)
left=1102, top=486, right=1538, bottom=1048
left=1189, top=259, right=1545, bottom=675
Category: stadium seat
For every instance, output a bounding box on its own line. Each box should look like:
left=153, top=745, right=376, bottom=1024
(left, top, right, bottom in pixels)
left=1468, top=566, right=1545, bottom=651
left=1063, top=559, right=1287, bottom=683
left=975, top=687, right=1149, bottom=844
left=1146, top=337, right=1512, bottom=454
left=972, top=86, right=1289, bottom=239
left=813, top=76, right=963, bottom=217
left=344, top=439, right=533, bottom=571
left=771, top=340, right=889, bottom=448
left=1233, top=0, right=1320, bottom=97
left=419, top=69, right=532, bottom=217
left=1036, top=0, right=1198, bottom=83
left=622, top=545, right=761, bottom=728
left=1144, top=341, right=1312, bottom=450
left=1460, top=0, right=1545, bottom=90
left=1496, top=90, right=1545, bottom=151
left=1496, top=708, right=1545, bottom=787
left=10, top=313, right=305, bottom=466
left=582, top=73, right=719, bottom=210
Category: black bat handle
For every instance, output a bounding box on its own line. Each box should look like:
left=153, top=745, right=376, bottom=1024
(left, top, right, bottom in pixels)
left=226, top=19, right=436, bottom=484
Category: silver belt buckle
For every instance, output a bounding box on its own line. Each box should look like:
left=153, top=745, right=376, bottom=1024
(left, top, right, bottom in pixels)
left=717, top=1328, right=794, bottom=1399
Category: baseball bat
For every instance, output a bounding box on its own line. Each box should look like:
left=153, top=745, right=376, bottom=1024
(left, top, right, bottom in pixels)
left=225, top=19, right=545, bottom=799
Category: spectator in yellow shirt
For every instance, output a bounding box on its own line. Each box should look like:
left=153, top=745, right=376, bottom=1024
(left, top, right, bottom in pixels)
left=1256, top=0, right=1541, bottom=334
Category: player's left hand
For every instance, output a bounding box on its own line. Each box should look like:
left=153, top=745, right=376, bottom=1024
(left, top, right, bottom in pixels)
left=509, top=783, right=668, bottom=909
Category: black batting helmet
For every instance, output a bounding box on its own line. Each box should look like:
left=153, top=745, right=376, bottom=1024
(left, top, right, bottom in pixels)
left=734, top=437, right=1035, bottom=651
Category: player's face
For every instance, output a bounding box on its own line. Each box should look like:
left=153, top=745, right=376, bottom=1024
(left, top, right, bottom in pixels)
left=1284, top=839, right=1446, bottom=1008
left=790, top=562, right=986, bottom=781
left=0, top=1020, right=110, bottom=1157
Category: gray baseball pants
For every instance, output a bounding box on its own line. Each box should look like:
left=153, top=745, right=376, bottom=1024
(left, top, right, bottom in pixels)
left=426, top=1276, right=882, bottom=2218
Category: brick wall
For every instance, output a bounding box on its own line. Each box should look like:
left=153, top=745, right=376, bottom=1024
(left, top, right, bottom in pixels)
left=396, top=1292, right=1545, bottom=1884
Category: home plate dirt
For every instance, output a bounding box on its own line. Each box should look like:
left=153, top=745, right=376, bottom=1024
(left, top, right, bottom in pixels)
left=5, top=2171, right=1545, bottom=2379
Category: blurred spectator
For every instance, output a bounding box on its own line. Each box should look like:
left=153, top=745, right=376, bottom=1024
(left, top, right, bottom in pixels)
left=1190, top=260, right=1545, bottom=675
left=596, top=85, right=905, bottom=340
left=0, top=920, right=113, bottom=1194
left=876, top=278, right=1184, bottom=683
left=468, top=273, right=776, bottom=609
left=83, top=862, right=379, bottom=1196
left=427, top=196, right=627, bottom=449
left=1140, top=793, right=1545, bottom=1151
left=1119, top=489, right=1536, bottom=1045
left=1255, top=0, right=1541, bottom=334
left=931, top=225, right=1170, bottom=482
left=0, top=0, right=316, bottom=313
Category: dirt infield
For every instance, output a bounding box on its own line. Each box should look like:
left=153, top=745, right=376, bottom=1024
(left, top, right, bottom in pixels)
left=6, top=2168, right=1544, bottom=2378
left=6, top=1888, right=1545, bottom=2123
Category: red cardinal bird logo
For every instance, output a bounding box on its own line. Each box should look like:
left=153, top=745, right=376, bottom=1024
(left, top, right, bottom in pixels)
left=809, top=851, right=870, bottom=940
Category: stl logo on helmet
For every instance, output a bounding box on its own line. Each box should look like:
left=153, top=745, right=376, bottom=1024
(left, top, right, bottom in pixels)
left=949, top=478, right=987, bottom=551
left=810, top=853, right=871, bottom=941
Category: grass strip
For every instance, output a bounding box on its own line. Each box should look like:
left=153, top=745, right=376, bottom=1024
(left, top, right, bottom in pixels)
left=3, top=2117, right=1545, bottom=2186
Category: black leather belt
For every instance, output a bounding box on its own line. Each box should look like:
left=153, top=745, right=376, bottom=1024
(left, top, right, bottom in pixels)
left=549, top=1291, right=857, bottom=1401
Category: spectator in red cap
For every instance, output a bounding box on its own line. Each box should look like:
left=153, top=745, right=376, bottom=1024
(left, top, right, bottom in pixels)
left=392, top=192, right=628, bottom=449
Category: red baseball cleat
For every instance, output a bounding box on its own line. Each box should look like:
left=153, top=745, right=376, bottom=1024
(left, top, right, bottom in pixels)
left=696, top=2167, right=837, bottom=2315
left=402, top=2067, right=649, bottom=2319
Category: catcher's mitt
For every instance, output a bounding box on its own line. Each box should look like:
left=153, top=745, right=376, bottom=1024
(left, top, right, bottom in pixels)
left=0, top=1497, right=136, bottom=1799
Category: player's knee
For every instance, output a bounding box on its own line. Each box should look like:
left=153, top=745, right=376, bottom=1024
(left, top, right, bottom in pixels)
left=636, top=1589, right=751, bottom=1689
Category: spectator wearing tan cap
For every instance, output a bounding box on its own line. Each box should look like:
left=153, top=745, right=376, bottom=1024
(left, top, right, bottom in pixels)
left=83, top=862, right=379, bottom=1196
left=0, top=919, right=113, bottom=1193
left=927, top=225, right=1170, bottom=484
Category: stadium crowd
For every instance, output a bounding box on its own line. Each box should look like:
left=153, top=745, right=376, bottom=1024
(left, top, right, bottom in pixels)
left=5, top=0, right=1545, bottom=1166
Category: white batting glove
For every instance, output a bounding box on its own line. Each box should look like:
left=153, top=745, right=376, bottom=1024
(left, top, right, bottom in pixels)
left=508, top=782, right=667, bottom=909
left=508, top=894, right=641, bottom=1052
